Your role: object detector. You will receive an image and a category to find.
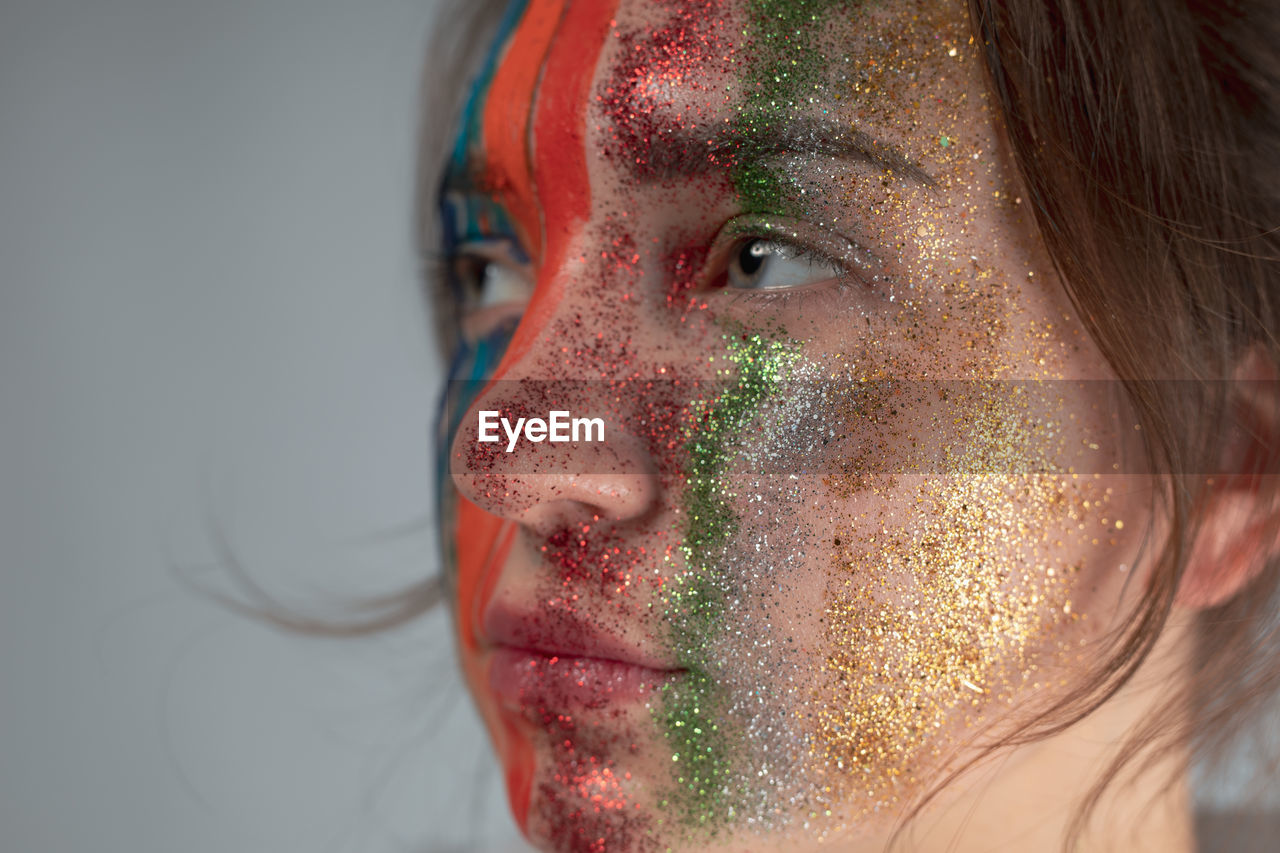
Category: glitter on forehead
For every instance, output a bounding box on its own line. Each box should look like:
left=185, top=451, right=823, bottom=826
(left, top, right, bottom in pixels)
left=599, top=0, right=735, bottom=179
left=732, top=0, right=850, bottom=214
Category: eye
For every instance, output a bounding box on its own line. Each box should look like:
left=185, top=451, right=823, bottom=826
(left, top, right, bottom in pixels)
left=726, top=238, right=847, bottom=291
left=449, top=240, right=533, bottom=342
left=453, top=241, right=533, bottom=309
left=703, top=215, right=887, bottom=304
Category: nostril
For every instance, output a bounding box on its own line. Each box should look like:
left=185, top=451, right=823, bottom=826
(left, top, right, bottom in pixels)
left=515, top=472, right=661, bottom=532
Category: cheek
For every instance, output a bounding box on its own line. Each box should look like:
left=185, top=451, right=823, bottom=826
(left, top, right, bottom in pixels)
left=701, top=361, right=1145, bottom=805
left=785, top=484, right=1101, bottom=816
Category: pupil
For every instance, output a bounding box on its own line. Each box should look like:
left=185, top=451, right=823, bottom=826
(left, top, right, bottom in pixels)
left=738, top=240, right=766, bottom=276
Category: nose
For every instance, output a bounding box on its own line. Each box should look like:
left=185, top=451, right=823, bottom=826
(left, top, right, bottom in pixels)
left=448, top=367, right=663, bottom=536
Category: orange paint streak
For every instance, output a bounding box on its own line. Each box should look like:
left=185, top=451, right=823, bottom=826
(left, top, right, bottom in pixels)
left=490, top=0, right=619, bottom=378
left=530, top=0, right=616, bottom=246
left=481, top=0, right=563, bottom=264
left=453, top=500, right=511, bottom=660
left=453, top=498, right=533, bottom=830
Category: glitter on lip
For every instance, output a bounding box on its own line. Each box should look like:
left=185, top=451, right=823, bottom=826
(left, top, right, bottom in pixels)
left=484, top=602, right=682, bottom=671
left=488, top=647, right=679, bottom=712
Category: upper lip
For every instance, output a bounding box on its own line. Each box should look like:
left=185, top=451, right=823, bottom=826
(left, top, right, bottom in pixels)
left=483, top=603, right=682, bottom=672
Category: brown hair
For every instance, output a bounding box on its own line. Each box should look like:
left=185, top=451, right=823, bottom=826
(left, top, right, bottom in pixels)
left=939, top=0, right=1280, bottom=844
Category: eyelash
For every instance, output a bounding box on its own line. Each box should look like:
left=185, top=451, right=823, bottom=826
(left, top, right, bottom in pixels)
left=439, top=241, right=529, bottom=304
left=705, top=222, right=877, bottom=310
left=721, top=244, right=860, bottom=313
left=725, top=275, right=858, bottom=310
left=438, top=221, right=879, bottom=320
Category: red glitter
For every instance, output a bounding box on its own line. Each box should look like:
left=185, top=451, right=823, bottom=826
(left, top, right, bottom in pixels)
left=598, top=0, right=735, bottom=178
left=533, top=714, right=658, bottom=853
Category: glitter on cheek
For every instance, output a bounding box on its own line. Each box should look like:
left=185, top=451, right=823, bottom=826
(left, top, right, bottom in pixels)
left=808, top=383, right=1103, bottom=817
left=658, top=327, right=802, bottom=830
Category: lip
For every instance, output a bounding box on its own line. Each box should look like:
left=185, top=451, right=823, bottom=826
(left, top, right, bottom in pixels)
left=483, top=603, right=678, bottom=669
left=482, top=605, right=683, bottom=711
left=487, top=647, right=677, bottom=711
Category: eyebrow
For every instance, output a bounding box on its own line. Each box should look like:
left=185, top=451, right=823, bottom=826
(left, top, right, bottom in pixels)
left=635, top=117, right=936, bottom=188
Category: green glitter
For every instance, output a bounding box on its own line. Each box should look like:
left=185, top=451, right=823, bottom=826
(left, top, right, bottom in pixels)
left=730, top=0, right=857, bottom=214
left=940, top=134, right=951, bottom=147
left=660, top=0, right=848, bottom=826
left=659, top=327, right=799, bottom=830
left=733, top=157, right=802, bottom=217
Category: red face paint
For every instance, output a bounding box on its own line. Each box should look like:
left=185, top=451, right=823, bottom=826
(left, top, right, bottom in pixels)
left=452, top=501, right=529, bottom=826
left=485, top=0, right=619, bottom=375
left=480, top=0, right=560, bottom=260
left=454, top=0, right=620, bottom=837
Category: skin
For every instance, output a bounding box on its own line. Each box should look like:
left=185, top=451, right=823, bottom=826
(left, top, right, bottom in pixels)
left=436, top=1, right=1196, bottom=850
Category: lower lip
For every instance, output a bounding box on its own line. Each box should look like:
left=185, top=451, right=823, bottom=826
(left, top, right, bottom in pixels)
left=488, top=647, right=676, bottom=711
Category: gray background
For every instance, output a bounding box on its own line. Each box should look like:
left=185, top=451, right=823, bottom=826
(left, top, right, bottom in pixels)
left=0, top=0, right=526, bottom=850
left=0, top=0, right=1273, bottom=851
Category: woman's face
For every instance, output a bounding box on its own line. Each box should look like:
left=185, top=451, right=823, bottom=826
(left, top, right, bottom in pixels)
left=438, top=0, right=1147, bottom=850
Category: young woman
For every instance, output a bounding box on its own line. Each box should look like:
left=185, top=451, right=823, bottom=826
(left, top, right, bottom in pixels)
left=424, top=0, right=1280, bottom=849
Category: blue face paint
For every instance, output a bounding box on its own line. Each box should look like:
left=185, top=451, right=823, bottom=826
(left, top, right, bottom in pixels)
left=445, top=0, right=529, bottom=188
left=438, top=0, right=528, bottom=255
left=433, top=0, right=532, bottom=578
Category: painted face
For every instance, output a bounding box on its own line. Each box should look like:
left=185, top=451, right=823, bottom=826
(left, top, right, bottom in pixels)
left=436, top=1, right=1149, bottom=850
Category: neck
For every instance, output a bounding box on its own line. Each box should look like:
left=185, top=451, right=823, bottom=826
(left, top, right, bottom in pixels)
left=825, top=620, right=1197, bottom=853
left=907, top=699, right=1194, bottom=852
left=917, top=622, right=1194, bottom=852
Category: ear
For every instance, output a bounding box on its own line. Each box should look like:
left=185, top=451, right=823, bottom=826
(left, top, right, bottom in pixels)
left=1177, top=349, right=1280, bottom=609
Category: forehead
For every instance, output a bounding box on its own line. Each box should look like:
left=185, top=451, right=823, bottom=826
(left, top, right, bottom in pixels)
left=451, top=0, right=968, bottom=177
